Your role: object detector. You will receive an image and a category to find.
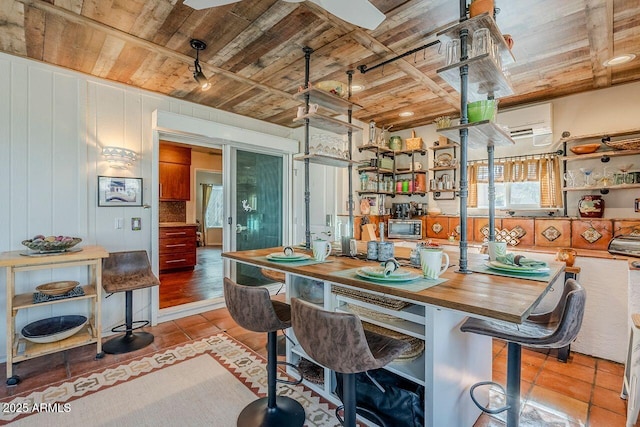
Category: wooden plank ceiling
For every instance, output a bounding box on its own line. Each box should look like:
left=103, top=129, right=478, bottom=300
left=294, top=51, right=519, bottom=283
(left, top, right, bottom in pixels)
left=1, top=0, right=639, bottom=131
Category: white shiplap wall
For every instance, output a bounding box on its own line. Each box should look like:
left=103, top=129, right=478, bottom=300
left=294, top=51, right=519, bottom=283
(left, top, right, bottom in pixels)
left=0, top=52, right=299, bottom=361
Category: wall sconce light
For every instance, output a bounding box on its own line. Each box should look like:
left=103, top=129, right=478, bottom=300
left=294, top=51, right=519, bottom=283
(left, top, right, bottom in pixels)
left=102, top=146, right=138, bottom=169
left=191, top=39, right=212, bottom=91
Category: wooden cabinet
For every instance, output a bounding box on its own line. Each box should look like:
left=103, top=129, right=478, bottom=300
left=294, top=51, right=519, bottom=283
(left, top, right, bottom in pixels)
left=159, top=143, right=191, bottom=201
left=0, top=245, right=108, bottom=385
left=159, top=226, right=197, bottom=271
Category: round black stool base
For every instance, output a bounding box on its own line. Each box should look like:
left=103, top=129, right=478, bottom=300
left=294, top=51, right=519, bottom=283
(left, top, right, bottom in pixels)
left=103, top=332, right=154, bottom=355
left=238, top=396, right=305, bottom=427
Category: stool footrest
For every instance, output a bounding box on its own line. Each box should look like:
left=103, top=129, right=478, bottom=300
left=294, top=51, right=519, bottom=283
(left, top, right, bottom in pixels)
left=111, top=319, right=149, bottom=334
left=335, top=405, right=388, bottom=427
left=277, top=361, right=303, bottom=385
left=470, top=381, right=510, bottom=415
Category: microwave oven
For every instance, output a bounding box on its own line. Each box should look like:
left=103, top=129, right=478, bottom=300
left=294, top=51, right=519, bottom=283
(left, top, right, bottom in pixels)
left=387, top=219, right=422, bottom=239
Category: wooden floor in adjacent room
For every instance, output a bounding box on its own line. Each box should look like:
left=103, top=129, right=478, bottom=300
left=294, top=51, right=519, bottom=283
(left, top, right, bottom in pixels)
left=159, top=246, right=223, bottom=309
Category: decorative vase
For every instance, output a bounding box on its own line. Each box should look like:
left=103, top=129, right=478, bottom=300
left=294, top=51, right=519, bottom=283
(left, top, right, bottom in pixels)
left=578, top=195, right=604, bottom=218
left=469, top=0, right=494, bottom=18
left=556, top=248, right=577, bottom=267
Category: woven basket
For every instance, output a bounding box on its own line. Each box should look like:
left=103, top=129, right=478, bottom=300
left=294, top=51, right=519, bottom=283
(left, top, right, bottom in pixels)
left=406, top=137, right=423, bottom=151
left=331, top=285, right=411, bottom=310
left=297, top=358, right=324, bottom=384
left=604, top=137, right=640, bottom=151
left=362, top=322, right=425, bottom=361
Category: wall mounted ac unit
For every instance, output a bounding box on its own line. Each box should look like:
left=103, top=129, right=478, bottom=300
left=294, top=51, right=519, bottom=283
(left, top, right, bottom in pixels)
left=497, top=103, right=553, bottom=146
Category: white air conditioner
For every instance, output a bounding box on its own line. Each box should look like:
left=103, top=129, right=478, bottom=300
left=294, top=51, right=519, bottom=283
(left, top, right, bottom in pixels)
left=497, top=103, right=553, bottom=146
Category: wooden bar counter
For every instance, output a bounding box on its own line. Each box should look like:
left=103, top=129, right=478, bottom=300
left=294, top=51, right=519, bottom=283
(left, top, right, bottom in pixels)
left=222, top=247, right=565, bottom=427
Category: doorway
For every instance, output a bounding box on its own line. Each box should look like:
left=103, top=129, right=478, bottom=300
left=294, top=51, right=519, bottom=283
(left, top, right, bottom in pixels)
left=159, top=142, right=224, bottom=309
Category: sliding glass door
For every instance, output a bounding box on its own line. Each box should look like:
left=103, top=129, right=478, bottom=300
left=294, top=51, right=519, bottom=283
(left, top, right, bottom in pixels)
left=231, top=149, right=284, bottom=286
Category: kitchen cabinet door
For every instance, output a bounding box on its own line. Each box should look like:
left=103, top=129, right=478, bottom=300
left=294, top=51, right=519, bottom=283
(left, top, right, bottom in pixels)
left=159, top=163, right=190, bottom=201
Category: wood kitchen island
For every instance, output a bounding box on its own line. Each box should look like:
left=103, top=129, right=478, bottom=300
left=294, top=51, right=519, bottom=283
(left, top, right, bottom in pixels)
left=223, top=247, right=565, bottom=427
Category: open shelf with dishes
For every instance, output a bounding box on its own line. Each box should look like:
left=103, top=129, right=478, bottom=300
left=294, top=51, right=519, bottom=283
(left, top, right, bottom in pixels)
left=429, top=140, right=458, bottom=199
left=357, top=145, right=429, bottom=197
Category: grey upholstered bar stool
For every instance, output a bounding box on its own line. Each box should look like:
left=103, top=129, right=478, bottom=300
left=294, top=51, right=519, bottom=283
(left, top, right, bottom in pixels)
left=102, top=250, right=160, bottom=354
left=460, top=278, right=586, bottom=427
left=291, top=297, right=410, bottom=427
left=223, top=278, right=305, bottom=427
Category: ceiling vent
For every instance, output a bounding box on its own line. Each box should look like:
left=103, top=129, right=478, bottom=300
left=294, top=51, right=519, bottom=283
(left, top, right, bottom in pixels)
left=497, top=103, right=553, bottom=146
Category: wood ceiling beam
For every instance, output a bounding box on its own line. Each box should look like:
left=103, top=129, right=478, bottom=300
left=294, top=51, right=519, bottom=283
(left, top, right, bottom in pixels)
left=585, top=0, right=612, bottom=88
left=16, top=0, right=297, bottom=102
left=302, top=1, right=460, bottom=110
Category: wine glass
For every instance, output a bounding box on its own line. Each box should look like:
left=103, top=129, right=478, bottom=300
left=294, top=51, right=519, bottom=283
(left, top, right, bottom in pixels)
left=592, top=169, right=603, bottom=187
left=563, top=170, right=576, bottom=188
left=619, top=163, right=634, bottom=185
left=579, top=167, right=593, bottom=186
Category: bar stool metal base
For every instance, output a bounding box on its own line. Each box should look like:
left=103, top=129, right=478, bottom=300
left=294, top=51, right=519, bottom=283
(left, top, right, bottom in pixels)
left=237, top=396, right=305, bottom=427
left=103, top=332, right=154, bottom=354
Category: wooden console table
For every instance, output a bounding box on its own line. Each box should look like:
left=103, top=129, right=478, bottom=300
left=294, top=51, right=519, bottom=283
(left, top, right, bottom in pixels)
left=0, top=245, right=109, bottom=385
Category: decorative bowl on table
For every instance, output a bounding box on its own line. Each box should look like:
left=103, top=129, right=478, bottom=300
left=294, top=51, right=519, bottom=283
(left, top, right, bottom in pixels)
left=22, top=235, right=82, bottom=253
left=570, top=144, right=601, bottom=155
left=21, top=315, right=87, bottom=344
left=36, top=280, right=80, bottom=296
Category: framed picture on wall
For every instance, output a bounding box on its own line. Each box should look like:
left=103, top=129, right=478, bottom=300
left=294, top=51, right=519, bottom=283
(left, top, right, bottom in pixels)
left=98, top=176, right=143, bottom=207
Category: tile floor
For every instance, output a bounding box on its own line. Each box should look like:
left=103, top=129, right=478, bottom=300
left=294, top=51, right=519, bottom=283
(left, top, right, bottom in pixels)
left=0, top=305, right=634, bottom=427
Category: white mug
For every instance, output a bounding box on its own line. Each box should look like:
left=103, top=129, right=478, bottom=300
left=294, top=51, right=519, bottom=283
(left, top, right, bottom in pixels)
left=296, top=106, right=306, bottom=118
left=309, top=103, right=319, bottom=114
left=420, top=248, right=450, bottom=280
left=487, top=241, right=507, bottom=261
left=312, top=240, right=332, bottom=261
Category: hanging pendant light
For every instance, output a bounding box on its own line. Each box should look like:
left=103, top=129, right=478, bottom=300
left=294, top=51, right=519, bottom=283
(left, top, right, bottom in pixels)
left=190, top=39, right=212, bottom=91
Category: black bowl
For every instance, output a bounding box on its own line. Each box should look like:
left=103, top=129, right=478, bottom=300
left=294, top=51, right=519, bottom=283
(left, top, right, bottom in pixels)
left=21, top=315, right=87, bottom=344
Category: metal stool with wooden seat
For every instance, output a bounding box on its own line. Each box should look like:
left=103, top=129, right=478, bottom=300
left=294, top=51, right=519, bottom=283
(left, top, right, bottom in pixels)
left=460, top=278, right=586, bottom=427
left=291, top=297, right=410, bottom=427
left=223, top=278, right=305, bottom=427
left=102, top=250, right=160, bottom=354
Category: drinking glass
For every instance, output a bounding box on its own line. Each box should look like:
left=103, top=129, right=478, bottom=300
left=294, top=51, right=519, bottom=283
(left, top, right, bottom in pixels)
left=445, top=39, right=460, bottom=66
left=619, top=163, right=634, bottom=184
left=471, top=28, right=491, bottom=57
left=579, top=167, right=593, bottom=186
left=563, top=171, right=575, bottom=188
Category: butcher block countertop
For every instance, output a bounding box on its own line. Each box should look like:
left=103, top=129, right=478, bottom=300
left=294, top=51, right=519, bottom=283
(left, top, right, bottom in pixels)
left=222, top=247, right=565, bottom=324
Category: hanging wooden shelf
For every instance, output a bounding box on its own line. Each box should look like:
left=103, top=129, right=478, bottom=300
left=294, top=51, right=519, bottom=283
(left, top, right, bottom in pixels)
left=293, top=88, right=362, bottom=115
left=293, top=113, right=362, bottom=134
left=294, top=154, right=358, bottom=168
left=437, top=53, right=515, bottom=101
left=436, top=121, right=515, bottom=149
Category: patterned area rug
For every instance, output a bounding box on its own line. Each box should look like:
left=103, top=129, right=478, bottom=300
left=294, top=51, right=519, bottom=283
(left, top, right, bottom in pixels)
left=0, top=333, right=341, bottom=426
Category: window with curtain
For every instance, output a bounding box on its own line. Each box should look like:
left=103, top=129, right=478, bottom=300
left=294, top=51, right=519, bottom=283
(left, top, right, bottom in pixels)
left=205, top=186, right=224, bottom=227
left=467, top=154, right=562, bottom=209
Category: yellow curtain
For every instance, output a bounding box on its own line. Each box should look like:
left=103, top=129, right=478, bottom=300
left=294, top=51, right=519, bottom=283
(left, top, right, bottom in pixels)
left=539, top=155, right=563, bottom=208
left=467, top=163, right=478, bottom=208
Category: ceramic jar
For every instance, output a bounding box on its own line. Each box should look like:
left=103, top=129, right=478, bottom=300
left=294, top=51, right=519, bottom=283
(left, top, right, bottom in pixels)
left=556, top=248, right=577, bottom=267
left=469, top=0, right=494, bottom=18
left=389, top=136, right=402, bottom=151
left=578, top=195, right=604, bottom=218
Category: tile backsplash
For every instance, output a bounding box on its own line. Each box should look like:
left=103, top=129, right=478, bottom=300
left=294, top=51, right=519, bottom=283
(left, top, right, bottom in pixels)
left=159, top=201, right=186, bottom=222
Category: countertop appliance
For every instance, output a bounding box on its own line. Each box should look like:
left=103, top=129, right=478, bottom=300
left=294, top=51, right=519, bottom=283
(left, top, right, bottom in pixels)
left=388, top=219, right=422, bottom=239
left=392, top=203, right=411, bottom=219
left=608, top=234, right=640, bottom=258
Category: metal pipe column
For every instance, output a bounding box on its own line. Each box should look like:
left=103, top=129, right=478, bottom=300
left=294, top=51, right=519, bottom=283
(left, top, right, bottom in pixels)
left=303, top=47, right=313, bottom=250
left=488, top=144, right=495, bottom=241
left=457, top=0, right=470, bottom=273
left=346, top=71, right=354, bottom=239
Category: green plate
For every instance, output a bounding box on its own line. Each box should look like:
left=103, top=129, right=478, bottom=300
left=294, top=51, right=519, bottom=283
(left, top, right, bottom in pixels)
left=266, top=253, right=311, bottom=262
left=359, top=266, right=414, bottom=279
left=355, top=268, right=421, bottom=282
left=487, top=261, right=549, bottom=274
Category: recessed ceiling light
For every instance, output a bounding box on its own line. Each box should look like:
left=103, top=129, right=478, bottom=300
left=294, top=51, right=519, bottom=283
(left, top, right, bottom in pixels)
left=603, top=53, right=636, bottom=67
left=399, top=111, right=414, bottom=117
left=351, top=84, right=365, bottom=92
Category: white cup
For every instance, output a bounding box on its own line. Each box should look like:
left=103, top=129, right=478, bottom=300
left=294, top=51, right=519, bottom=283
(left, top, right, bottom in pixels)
left=312, top=240, right=332, bottom=261
left=487, top=241, right=507, bottom=261
left=296, top=106, right=306, bottom=118
left=309, top=103, right=319, bottom=114
left=420, top=248, right=450, bottom=280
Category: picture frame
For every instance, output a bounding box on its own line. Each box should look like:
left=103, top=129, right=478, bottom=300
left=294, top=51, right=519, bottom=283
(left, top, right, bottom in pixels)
left=98, top=176, right=143, bottom=207
left=636, top=198, right=640, bottom=213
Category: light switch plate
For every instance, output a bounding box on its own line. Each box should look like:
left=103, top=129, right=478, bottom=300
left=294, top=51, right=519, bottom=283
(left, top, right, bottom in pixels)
left=131, top=217, right=141, bottom=231
left=115, top=218, right=124, bottom=229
